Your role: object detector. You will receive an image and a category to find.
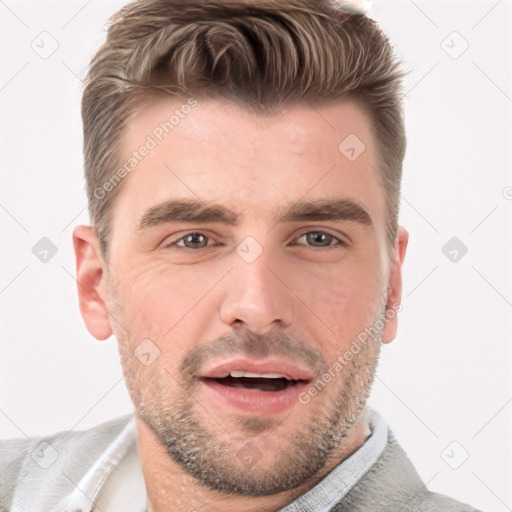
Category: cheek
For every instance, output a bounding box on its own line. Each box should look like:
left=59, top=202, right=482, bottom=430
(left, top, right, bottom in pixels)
left=111, top=259, right=224, bottom=342
left=291, top=258, right=384, bottom=347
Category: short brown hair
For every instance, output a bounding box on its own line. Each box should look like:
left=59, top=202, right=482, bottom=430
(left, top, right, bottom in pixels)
left=82, top=0, right=406, bottom=260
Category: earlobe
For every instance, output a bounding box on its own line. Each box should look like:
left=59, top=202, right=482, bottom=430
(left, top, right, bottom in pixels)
left=382, top=226, right=409, bottom=344
left=72, top=225, right=113, bottom=341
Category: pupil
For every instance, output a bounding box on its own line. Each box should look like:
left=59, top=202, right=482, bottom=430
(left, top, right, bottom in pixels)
left=185, top=233, right=206, bottom=248
left=307, top=232, right=331, bottom=246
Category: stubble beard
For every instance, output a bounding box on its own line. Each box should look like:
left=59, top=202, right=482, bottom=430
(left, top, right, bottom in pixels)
left=108, top=274, right=385, bottom=496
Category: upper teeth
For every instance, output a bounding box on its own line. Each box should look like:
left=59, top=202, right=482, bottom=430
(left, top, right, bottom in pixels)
left=228, top=371, right=288, bottom=379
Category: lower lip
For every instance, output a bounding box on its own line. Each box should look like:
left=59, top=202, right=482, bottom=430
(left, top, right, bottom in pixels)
left=199, top=379, right=308, bottom=415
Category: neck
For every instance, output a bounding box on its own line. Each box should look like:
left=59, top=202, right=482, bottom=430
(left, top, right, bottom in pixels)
left=137, top=409, right=371, bottom=512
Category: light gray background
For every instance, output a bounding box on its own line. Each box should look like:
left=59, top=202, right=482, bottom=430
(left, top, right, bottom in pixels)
left=1, top=1, right=511, bottom=510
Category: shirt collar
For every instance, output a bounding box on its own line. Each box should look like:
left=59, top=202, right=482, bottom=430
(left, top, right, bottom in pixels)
left=279, top=407, right=388, bottom=511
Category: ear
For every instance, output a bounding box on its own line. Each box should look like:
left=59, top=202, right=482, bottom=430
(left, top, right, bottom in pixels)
left=382, top=225, right=409, bottom=344
left=72, top=225, right=113, bottom=341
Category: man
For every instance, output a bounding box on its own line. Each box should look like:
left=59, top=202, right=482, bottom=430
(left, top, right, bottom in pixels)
left=0, top=0, right=478, bottom=511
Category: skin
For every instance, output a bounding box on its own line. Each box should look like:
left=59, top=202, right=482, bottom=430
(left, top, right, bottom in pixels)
left=73, top=95, right=408, bottom=512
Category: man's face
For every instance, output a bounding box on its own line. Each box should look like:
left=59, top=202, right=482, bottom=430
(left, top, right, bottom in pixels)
left=100, top=96, right=400, bottom=495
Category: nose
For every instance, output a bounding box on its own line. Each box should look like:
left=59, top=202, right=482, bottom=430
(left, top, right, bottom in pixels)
left=219, top=250, right=294, bottom=335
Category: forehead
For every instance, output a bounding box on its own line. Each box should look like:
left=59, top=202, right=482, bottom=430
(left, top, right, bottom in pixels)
left=110, top=95, right=386, bottom=239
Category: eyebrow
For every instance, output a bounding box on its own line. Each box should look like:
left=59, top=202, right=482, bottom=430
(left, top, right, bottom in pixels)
left=136, top=198, right=373, bottom=231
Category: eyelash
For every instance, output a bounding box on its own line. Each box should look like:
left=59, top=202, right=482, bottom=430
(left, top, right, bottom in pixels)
left=164, top=231, right=347, bottom=250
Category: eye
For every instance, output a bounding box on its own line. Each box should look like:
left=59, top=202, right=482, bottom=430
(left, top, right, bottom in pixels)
left=294, top=231, right=345, bottom=248
left=166, top=232, right=212, bottom=249
left=164, top=230, right=345, bottom=251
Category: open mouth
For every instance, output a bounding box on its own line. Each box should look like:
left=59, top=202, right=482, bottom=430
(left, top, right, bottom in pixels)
left=202, top=373, right=302, bottom=392
left=198, top=359, right=315, bottom=414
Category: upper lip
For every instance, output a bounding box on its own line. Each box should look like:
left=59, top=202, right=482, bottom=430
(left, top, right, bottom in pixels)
left=199, top=357, right=315, bottom=381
